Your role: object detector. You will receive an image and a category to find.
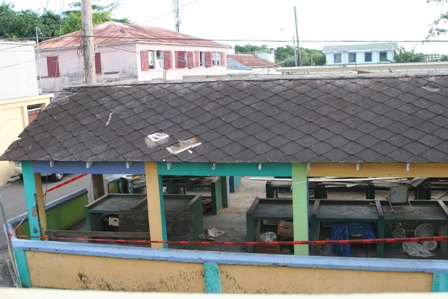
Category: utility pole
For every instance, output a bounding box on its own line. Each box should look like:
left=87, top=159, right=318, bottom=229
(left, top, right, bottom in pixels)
left=81, top=0, right=104, bottom=200
left=35, top=26, right=42, bottom=93
left=292, top=35, right=297, bottom=66
left=294, top=6, right=301, bottom=66
left=81, top=0, right=96, bottom=84
left=173, top=0, right=180, bottom=32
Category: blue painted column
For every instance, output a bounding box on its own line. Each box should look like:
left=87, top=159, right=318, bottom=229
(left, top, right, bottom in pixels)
left=22, top=161, right=42, bottom=239
left=204, top=263, right=222, bottom=293
left=292, top=163, right=309, bottom=256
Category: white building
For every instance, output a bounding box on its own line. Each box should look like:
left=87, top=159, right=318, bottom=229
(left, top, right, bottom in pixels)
left=0, top=40, right=52, bottom=185
left=322, top=43, right=399, bottom=65
left=425, top=53, right=442, bottom=62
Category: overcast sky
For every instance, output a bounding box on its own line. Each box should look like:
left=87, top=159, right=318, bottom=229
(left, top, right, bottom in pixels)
left=10, top=0, right=448, bottom=53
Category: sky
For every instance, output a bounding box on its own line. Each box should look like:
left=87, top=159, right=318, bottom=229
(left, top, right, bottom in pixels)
left=9, top=0, right=448, bottom=54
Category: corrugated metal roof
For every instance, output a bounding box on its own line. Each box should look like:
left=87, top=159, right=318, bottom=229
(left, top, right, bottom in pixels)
left=322, top=43, right=399, bottom=52
left=227, top=54, right=278, bottom=68
left=38, top=21, right=225, bottom=50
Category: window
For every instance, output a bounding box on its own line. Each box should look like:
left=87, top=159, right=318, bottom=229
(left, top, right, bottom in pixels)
left=142, top=50, right=164, bottom=70
left=213, top=52, right=221, bottom=66
left=364, top=52, right=372, bottom=62
left=199, top=51, right=206, bottom=66
left=47, top=56, right=60, bottom=77
left=156, top=51, right=164, bottom=69
left=380, top=51, right=387, bottom=61
left=197, top=51, right=224, bottom=67
left=334, top=53, right=341, bottom=63
left=348, top=53, right=356, bottom=63
left=149, top=51, right=154, bottom=69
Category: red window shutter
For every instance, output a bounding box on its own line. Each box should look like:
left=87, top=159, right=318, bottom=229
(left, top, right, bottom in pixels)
left=194, top=51, right=200, bottom=67
left=205, top=52, right=212, bottom=67
left=175, top=51, right=179, bottom=68
left=164, top=51, right=172, bottom=69
left=95, top=53, right=102, bottom=74
left=187, top=52, right=194, bottom=69
left=140, top=50, right=149, bottom=71
left=47, top=56, right=60, bottom=77
left=176, top=51, right=186, bottom=68
left=221, top=52, right=226, bottom=67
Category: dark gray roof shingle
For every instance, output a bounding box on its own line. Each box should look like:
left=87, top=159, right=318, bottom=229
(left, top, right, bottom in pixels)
left=2, top=73, right=448, bottom=163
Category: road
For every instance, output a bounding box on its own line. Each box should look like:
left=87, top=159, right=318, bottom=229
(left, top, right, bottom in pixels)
left=0, top=174, right=96, bottom=287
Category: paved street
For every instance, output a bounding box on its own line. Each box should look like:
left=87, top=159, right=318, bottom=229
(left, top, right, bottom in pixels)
left=0, top=174, right=95, bottom=287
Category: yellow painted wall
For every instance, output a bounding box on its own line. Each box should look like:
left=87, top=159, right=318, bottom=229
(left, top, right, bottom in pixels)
left=220, top=264, right=432, bottom=294
left=25, top=251, right=205, bottom=292
left=307, top=163, right=448, bottom=178
left=0, top=94, right=51, bottom=185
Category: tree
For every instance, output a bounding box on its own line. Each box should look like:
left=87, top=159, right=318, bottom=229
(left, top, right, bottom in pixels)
left=234, top=44, right=269, bottom=54
left=0, top=1, right=130, bottom=39
left=275, top=45, right=296, bottom=67
left=0, top=2, right=19, bottom=38
left=427, top=0, right=448, bottom=38
left=0, top=2, right=64, bottom=38
left=274, top=46, right=326, bottom=67
left=441, top=54, right=448, bottom=61
left=394, top=46, right=426, bottom=63
left=61, top=1, right=130, bottom=34
left=300, top=47, right=326, bottom=66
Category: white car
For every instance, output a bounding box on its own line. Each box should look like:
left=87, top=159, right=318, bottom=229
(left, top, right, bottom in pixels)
left=14, top=162, right=64, bottom=182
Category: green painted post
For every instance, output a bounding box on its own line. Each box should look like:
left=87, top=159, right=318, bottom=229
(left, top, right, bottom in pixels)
left=292, top=163, right=309, bottom=256
left=204, top=263, right=222, bottom=293
left=14, top=250, right=31, bottom=287
left=22, top=161, right=41, bottom=239
left=433, top=273, right=448, bottom=292
left=221, top=176, right=229, bottom=208
left=158, top=175, right=168, bottom=248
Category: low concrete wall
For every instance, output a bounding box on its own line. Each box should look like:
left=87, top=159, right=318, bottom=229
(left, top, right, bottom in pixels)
left=10, top=239, right=443, bottom=293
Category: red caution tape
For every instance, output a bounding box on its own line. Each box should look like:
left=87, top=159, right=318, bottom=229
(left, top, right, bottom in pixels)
left=14, top=234, right=448, bottom=246
left=43, top=174, right=87, bottom=196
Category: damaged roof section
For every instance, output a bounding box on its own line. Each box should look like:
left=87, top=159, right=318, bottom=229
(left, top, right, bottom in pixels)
left=2, top=73, right=448, bottom=163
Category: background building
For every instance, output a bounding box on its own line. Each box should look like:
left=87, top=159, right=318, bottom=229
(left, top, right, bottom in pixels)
left=0, top=40, right=52, bottom=185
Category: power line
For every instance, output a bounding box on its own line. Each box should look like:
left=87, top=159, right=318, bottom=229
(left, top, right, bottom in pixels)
left=7, top=34, right=447, bottom=44
left=137, top=0, right=199, bottom=25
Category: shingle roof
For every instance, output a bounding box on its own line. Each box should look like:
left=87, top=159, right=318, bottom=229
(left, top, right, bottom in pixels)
left=38, top=22, right=225, bottom=49
left=227, top=54, right=278, bottom=68
left=322, top=43, right=399, bottom=53
left=2, top=73, right=448, bottom=163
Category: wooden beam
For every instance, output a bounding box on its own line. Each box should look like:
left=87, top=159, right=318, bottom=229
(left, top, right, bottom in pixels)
left=145, top=162, right=167, bottom=248
left=33, top=173, right=46, bottom=236
left=92, top=174, right=105, bottom=200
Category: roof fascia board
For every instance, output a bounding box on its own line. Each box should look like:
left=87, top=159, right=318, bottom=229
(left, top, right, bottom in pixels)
left=30, top=161, right=448, bottom=178
left=31, top=160, right=294, bottom=177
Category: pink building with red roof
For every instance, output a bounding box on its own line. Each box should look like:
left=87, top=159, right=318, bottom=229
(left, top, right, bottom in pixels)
left=37, top=22, right=227, bottom=96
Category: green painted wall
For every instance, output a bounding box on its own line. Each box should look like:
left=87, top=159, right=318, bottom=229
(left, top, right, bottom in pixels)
left=16, top=192, right=88, bottom=236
